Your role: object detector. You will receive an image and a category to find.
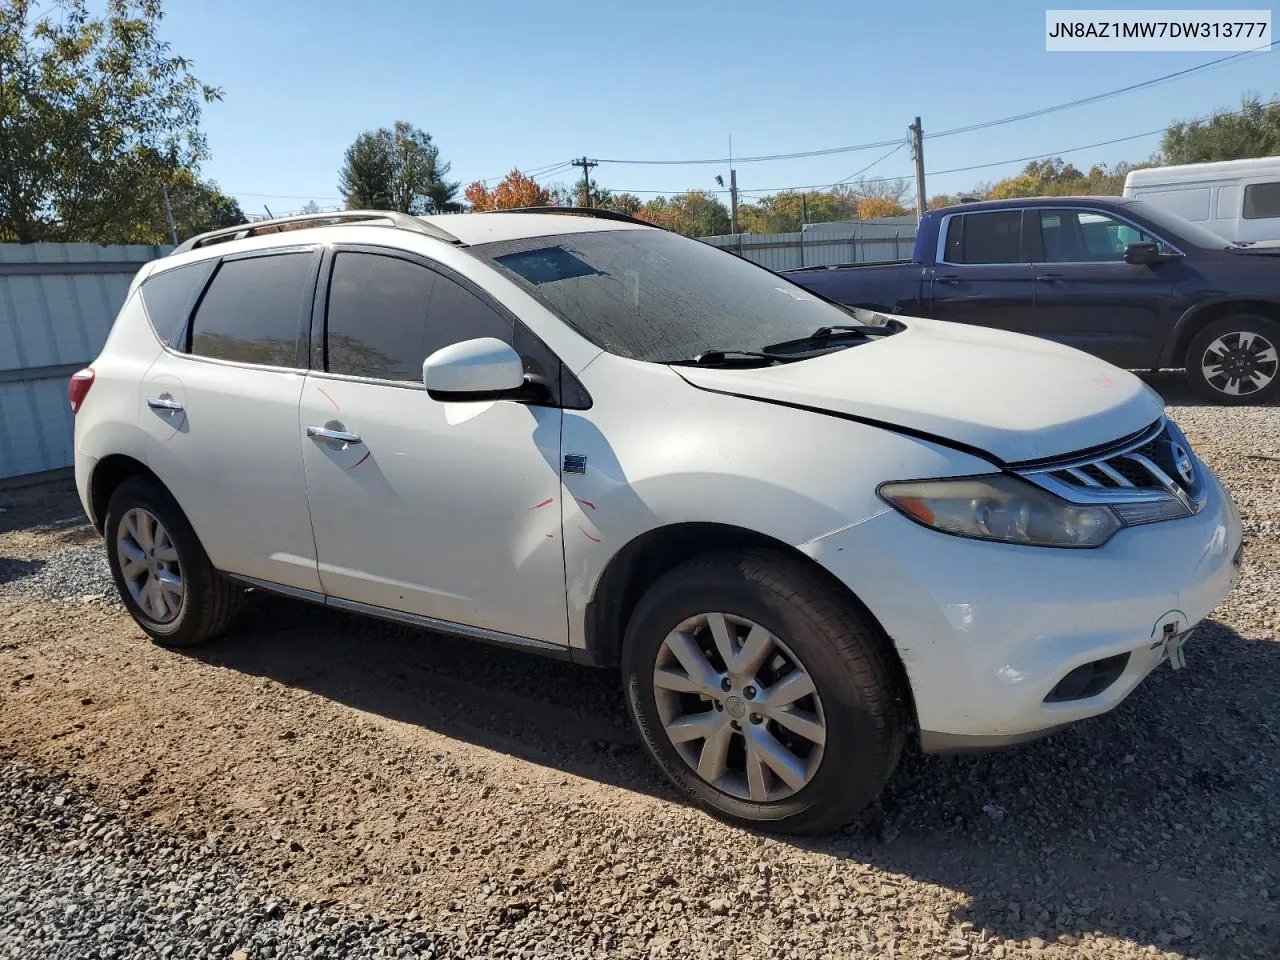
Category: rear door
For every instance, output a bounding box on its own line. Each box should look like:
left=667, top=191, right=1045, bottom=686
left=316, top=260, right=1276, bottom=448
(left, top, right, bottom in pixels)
left=927, top=209, right=1037, bottom=332
left=1029, top=208, right=1178, bottom=368
left=139, top=247, right=323, bottom=593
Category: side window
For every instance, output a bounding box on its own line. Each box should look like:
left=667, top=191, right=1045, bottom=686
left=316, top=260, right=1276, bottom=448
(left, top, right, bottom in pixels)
left=1243, top=182, right=1280, bottom=220
left=139, top=260, right=216, bottom=347
left=189, top=253, right=311, bottom=367
left=944, top=211, right=1023, bottom=264
left=324, top=253, right=515, bottom=382
left=422, top=273, right=514, bottom=358
left=1038, top=211, right=1159, bottom=263
left=325, top=253, right=437, bottom=381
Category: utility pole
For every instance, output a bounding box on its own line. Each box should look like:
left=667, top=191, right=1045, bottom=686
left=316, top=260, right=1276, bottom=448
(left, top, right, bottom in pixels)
left=909, top=116, right=926, bottom=224
left=729, top=169, right=739, bottom=235
left=573, top=157, right=598, bottom=208
left=161, top=186, right=179, bottom=245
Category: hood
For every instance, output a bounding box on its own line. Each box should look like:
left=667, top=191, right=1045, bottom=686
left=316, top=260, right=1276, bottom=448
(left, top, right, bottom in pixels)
left=673, top=316, right=1164, bottom=464
left=1230, top=240, right=1280, bottom=256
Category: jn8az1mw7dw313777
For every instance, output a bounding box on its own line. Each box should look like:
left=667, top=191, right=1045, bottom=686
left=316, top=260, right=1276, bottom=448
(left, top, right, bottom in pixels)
left=71, top=209, right=1242, bottom=833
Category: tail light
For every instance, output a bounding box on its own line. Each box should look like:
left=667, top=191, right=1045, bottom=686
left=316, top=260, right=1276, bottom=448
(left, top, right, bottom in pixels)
left=69, top=368, right=95, bottom=414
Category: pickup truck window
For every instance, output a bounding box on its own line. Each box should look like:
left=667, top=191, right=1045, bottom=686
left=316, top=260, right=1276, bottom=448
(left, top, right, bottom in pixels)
left=1243, top=182, right=1280, bottom=220
left=943, top=211, right=1023, bottom=264
left=1037, top=210, right=1159, bottom=263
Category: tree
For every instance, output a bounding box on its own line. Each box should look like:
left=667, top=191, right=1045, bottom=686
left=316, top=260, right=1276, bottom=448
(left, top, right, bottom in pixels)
left=1161, top=95, right=1280, bottom=164
left=338, top=122, right=459, bottom=214
left=856, top=196, right=909, bottom=219
left=0, top=0, right=222, bottom=243
left=298, top=201, right=322, bottom=215
left=464, top=169, right=555, bottom=210
left=634, top=191, right=730, bottom=237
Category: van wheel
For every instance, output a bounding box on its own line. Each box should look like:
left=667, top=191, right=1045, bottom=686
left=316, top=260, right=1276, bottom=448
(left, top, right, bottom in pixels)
left=621, top=550, right=906, bottom=834
left=1186, top=314, right=1280, bottom=404
left=104, top=476, right=242, bottom=647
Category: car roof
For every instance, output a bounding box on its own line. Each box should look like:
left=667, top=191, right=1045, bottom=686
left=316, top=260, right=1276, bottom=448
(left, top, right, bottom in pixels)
left=932, top=196, right=1135, bottom=214
left=421, top=211, right=651, bottom=245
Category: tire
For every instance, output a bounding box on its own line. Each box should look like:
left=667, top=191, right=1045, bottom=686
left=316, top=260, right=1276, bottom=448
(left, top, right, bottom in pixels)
left=104, top=476, right=242, bottom=647
left=1185, top=313, right=1280, bottom=405
left=621, top=549, right=906, bottom=834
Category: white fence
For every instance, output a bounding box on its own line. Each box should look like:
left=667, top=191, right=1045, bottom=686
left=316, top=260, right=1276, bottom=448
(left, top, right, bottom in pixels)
left=702, top=219, right=918, bottom=271
left=0, top=243, right=169, bottom=483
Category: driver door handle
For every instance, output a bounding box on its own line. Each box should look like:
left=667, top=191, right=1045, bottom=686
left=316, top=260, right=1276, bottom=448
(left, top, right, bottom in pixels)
left=306, top=424, right=362, bottom=446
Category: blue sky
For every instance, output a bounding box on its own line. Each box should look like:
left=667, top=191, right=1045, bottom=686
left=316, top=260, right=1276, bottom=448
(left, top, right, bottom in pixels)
left=159, top=1, right=1278, bottom=214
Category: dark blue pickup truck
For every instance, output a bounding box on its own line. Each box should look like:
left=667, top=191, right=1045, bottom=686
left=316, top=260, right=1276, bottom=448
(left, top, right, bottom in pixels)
left=783, top=196, right=1280, bottom=403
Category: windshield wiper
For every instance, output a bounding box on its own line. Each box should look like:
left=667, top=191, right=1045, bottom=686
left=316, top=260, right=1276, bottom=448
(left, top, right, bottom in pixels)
left=763, top=320, right=903, bottom=355
left=666, top=350, right=788, bottom=367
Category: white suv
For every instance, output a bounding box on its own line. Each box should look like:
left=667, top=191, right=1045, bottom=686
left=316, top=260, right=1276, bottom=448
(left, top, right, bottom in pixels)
left=72, top=209, right=1243, bottom=833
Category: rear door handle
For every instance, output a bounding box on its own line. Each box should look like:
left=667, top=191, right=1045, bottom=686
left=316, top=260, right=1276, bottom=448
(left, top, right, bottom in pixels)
left=147, top=395, right=184, bottom=413
left=306, top=424, right=362, bottom=446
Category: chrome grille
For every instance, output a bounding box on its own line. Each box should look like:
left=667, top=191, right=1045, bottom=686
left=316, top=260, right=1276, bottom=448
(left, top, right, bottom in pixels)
left=1017, top=418, right=1206, bottom=522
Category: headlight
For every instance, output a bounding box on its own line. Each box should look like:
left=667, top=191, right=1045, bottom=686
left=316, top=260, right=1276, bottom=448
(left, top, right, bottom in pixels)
left=878, top=474, right=1122, bottom=548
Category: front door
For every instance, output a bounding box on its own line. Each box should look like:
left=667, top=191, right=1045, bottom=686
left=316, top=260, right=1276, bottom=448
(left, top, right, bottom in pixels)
left=140, top=248, right=323, bottom=593
left=299, top=247, right=567, bottom=646
left=928, top=208, right=1037, bottom=332
left=1029, top=208, right=1177, bottom=368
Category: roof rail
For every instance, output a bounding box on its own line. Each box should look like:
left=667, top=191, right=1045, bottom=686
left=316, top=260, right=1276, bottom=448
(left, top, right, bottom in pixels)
left=172, top=210, right=462, bottom=255
left=487, top=206, right=659, bottom=228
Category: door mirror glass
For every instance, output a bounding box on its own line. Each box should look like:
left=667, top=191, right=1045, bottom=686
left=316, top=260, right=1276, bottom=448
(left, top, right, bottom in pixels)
left=423, top=337, right=526, bottom=400
left=1123, top=241, right=1164, bottom=265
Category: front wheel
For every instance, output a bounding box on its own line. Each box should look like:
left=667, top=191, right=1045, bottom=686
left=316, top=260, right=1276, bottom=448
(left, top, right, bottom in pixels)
left=1185, top=314, right=1280, bottom=404
left=621, top=550, right=906, bottom=834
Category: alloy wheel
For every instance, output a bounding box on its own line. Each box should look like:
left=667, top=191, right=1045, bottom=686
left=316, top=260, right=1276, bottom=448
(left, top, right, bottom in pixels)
left=652, top=612, right=826, bottom=802
left=1201, top=330, right=1279, bottom=397
left=116, top=507, right=185, bottom=623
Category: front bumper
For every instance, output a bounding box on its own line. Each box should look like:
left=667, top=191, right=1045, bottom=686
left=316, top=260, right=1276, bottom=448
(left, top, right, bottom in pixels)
left=802, top=467, right=1243, bottom=748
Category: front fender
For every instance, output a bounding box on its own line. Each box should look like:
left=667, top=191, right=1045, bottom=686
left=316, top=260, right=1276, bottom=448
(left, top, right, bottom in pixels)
left=560, top=359, right=995, bottom=652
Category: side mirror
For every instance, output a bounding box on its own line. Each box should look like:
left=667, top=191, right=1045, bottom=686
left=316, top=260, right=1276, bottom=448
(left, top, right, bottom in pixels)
left=1123, top=241, right=1164, bottom=265
left=423, top=337, right=544, bottom=403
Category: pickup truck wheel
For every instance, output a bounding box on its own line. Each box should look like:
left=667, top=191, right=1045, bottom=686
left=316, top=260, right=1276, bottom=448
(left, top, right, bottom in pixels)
left=104, top=476, right=243, bottom=648
left=621, top=550, right=905, bottom=834
left=1186, top=314, right=1280, bottom=404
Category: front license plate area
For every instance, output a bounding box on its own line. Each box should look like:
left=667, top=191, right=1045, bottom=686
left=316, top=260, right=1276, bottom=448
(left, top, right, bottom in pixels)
left=1161, top=624, right=1194, bottom=670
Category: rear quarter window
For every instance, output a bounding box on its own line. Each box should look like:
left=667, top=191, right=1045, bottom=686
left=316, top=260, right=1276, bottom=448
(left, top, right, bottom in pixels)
left=138, top=260, right=216, bottom=347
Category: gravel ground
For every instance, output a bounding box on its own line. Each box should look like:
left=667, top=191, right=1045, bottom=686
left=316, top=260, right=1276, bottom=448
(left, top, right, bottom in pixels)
left=0, top=760, right=445, bottom=959
left=1, top=374, right=1277, bottom=959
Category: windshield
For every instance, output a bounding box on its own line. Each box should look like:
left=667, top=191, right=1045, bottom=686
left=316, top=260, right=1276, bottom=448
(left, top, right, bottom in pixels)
left=1123, top=199, right=1234, bottom=249
left=474, top=228, right=864, bottom=362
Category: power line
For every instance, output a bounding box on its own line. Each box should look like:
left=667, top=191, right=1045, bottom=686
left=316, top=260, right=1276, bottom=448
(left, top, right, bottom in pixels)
left=588, top=39, right=1276, bottom=168
left=928, top=38, right=1278, bottom=140
left=623, top=99, right=1280, bottom=197
left=838, top=142, right=906, bottom=184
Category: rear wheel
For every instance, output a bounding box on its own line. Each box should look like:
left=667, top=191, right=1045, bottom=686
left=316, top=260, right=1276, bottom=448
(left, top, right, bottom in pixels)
left=1185, top=314, right=1280, bottom=404
left=621, top=550, right=906, bottom=834
left=104, top=477, right=242, bottom=647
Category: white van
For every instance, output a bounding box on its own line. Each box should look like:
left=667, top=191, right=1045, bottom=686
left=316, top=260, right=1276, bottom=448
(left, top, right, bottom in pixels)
left=1123, top=156, right=1280, bottom=244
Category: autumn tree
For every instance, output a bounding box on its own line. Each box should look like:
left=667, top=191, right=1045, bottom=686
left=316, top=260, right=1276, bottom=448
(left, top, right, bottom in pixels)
left=856, top=196, right=909, bottom=218
left=0, top=0, right=222, bottom=243
left=1161, top=95, right=1280, bottom=164
left=464, top=169, right=555, bottom=210
left=634, top=192, right=730, bottom=237
left=339, top=122, right=459, bottom=214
